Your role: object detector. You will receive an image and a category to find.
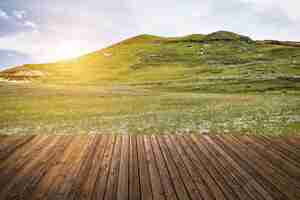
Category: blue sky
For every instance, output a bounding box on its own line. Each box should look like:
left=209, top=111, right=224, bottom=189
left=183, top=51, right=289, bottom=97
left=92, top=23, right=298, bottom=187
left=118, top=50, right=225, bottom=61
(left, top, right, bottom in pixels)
left=0, top=0, right=300, bottom=69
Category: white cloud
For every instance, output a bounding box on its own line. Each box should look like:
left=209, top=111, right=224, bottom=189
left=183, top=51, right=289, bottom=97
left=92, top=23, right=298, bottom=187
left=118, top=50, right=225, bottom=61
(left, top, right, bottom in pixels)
left=23, top=21, right=37, bottom=29
left=237, top=0, right=300, bottom=20
left=1, top=0, right=300, bottom=65
left=13, top=10, right=26, bottom=20
left=0, top=9, right=9, bottom=19
left=0, top=29, right=103, bottom=62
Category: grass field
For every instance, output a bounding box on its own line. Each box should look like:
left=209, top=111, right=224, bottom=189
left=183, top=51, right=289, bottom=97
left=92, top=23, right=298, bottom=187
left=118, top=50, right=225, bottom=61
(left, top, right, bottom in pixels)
left=1, top=31, right=300, bottom=136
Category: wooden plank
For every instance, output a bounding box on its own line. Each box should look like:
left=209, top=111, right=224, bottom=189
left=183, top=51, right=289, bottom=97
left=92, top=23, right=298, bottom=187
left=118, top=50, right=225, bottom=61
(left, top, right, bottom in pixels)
left=262, top=136, right=300, bottom=163
left=188, top=135, right=240, bottom=200
left=203, top=135, right=274, bottom=200
left=0, top=136, right=50, bottom=192
left=117, top=135, right=129, bottom=200
left=143, top=135, right=165, bottom=200
left=0, top=135, right=31, bottom=151
left=129, top=136, right=140, bottom=200
left=0, top=135, right=22, bottom=149
left=234, top=135, right=300, bottom=196
left=137, top=135, right=153, bottom=200
left=31, top=136, right=87, bottom=199
left=46, top=136, right=92, bottom=200
left=157, top=136, right=192, bottom=200
left=191, top=135, right=245, bottom=200
left=151, top=135, right=177, bottom=200
left=104, top=136, right=122, bottom=200
left=0, top=136, right=72, bottom=200
left=93, top=135, right=116, bottom=200
left=179, top=135, right=227, bottom=200
left=214, top=135, right=288, bottom=200
left=261, top=135, right=300, bottom=162
left=68, top=135, right=107, bottom=200
left=269, top=136, right=300, bottom=153
left=0, top=135, right=35, bottom=161
left=26, top=136, right=69, bottom=199
left=0, top=135, right=8, bottom=144
left=163, top=135, right=202, bottom=200
left=0, top=134, right=299, bottom=200
left=245, top=136, right=300, bottom=180
left=224, top=135, right=298, bottom=200
left=171, top=135, right=213, bottom=200
left=285, top=136, right=300, bottom=150
left=201, top=135, right=272, bottom=200
left=0, top=135, right=41, bottom=170
left=0, top=136, right=60, bottom=199
left=197, top=135, right=254, bottom=200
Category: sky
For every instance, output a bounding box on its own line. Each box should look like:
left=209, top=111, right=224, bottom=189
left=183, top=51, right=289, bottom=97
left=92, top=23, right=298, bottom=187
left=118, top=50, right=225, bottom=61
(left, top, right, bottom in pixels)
left=0, top=0, right=300, bottom=69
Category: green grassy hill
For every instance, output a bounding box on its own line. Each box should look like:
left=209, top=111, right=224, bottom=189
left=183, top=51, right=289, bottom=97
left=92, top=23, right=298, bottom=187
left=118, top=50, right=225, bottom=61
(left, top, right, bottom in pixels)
left=2, top=31, right=300, bottom=92
left=0, top=31, right=300, bottom=135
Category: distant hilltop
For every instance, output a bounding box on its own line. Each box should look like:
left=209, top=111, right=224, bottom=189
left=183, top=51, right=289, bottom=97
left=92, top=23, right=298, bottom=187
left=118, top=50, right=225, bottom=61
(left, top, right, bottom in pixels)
left=1, top=31, right=300, bottom=91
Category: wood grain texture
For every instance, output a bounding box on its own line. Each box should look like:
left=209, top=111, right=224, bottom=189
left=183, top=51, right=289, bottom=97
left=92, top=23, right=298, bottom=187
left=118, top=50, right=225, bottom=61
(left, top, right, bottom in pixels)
left=0, top=134, right=299, bottom=200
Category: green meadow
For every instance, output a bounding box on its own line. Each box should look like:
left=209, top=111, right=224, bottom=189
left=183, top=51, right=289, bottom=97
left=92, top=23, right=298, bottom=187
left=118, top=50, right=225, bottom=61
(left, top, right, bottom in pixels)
left=1, top=31, right=300, bottom=135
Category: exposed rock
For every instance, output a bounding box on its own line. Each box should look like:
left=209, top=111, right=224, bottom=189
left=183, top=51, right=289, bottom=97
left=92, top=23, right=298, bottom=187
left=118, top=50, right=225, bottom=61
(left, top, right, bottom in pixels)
left=103, top=52, right=112, bottom=57
left=204, top=31, right=253, bottom=43
left=0, top=66, right=47, bottom=80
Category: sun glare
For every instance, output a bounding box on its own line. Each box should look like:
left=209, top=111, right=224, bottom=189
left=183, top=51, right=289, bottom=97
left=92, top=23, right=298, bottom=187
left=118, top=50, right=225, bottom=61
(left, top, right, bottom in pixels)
left=52, top=41, right=87, bottom=61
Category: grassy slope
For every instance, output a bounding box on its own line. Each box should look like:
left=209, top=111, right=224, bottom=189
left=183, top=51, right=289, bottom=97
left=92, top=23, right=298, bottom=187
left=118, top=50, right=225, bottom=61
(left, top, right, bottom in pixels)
left=0, top=31, right=300, bottom=135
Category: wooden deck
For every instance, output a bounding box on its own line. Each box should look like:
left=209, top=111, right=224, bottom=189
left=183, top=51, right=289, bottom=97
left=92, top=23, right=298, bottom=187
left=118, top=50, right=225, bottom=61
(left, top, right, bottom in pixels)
left=0, top=135, right=299, bottom=200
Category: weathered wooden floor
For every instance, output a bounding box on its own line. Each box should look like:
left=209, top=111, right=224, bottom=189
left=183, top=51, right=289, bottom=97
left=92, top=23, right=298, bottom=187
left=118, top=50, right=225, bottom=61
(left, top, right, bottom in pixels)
left=0, top=135, right=299, bottom=200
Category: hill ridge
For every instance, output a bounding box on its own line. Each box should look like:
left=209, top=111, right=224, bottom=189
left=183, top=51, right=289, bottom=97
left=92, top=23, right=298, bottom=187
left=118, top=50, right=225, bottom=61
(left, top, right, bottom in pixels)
left=2, top=30, right=300, bottom=74
left=1, top=30, right=300, bottom=94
